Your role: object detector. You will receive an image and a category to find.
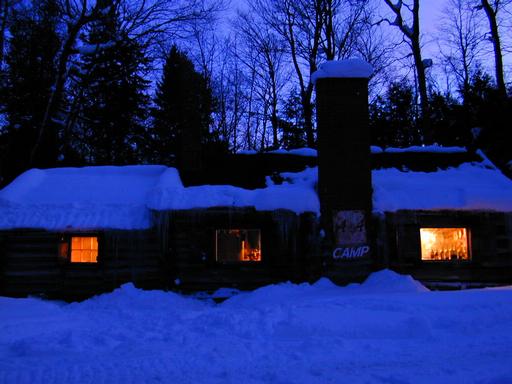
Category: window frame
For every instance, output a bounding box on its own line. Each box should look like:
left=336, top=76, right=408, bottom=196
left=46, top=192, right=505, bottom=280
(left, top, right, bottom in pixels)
left=58, top=233, right=101, bottom=264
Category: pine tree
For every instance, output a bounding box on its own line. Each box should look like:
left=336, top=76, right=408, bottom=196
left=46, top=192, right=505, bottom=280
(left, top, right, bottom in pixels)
left=429, top=92, right=472, bottom=147
left=150, top=45, right=213, bottom=167
left=461, top=71, right=512, bottom=167
left=280, top=89, right=307, bottom=149
left=0, top=0, right=60, bottom=184
left=370, top=82, right=419, bottom=147
left=73, top=1, right=150, bottom=165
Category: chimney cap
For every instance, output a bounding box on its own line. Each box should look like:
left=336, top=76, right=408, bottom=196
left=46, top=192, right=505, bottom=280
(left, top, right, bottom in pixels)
left=312, top=59, right=373, bottom=84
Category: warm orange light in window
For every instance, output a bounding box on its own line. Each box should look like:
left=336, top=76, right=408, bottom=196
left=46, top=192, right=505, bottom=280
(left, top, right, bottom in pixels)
left=216, top=229, right=261, bottom=262
left=241, top=239, right=261, bottom=261
left=420, top=228, right=469, bottom=261
left=70, top=237, right=98, bottom=263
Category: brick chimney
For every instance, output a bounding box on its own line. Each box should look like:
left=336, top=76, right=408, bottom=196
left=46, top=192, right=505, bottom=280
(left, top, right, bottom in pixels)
left=313, top=59, right=373, bottom=267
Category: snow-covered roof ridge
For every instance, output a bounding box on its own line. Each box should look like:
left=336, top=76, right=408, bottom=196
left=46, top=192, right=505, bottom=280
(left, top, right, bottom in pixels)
left=312, top=59, right=373, bottom=83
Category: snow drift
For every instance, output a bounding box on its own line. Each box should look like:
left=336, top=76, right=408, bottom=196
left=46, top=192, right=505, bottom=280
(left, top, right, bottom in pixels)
left=1, top=270, right=512, bottom=384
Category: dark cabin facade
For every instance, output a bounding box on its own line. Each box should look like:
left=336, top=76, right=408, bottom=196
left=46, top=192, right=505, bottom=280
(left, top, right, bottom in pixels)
left=0, top=229, right=162, bottom=299
left=1, top=59, right=512, bottom=300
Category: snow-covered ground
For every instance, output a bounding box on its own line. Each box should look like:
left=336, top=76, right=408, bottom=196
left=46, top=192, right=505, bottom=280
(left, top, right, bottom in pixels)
left=1, top=270, right=511, bottom=384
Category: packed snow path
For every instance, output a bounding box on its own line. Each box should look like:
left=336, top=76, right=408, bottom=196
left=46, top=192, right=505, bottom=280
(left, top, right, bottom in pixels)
left=1, top=270, right=511, bottom=384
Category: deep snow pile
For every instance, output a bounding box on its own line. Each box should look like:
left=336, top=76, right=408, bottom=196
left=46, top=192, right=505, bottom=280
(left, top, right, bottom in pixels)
left=1, top=270, right=512, bottom=384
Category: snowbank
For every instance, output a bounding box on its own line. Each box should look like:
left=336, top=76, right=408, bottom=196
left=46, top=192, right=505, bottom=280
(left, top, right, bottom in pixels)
left=311, top=59, right=373, bottom=83
left=1, top=270, right=512, bottom=384
left=223, top=270, right=427, bottom=310
left=357, top=269, right=429, bottom=293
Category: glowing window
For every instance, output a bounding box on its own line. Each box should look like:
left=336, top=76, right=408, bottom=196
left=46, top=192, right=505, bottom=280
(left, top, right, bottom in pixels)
left=420, top=228, right=469, bottom=261
left=216, top=229, right=261, bottom=262
left=70, top=236, right=99, bottom=263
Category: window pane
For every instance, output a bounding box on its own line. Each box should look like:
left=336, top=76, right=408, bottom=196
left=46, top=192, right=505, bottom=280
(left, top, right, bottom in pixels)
left=71, top=250, right=82, bottom=262
left=72, top=237, right=81, bottom=249
left=216, top=229, right=261, bottom=262
left=70, top=237, right=98, bottom=263
left=420, top=228, right=469, bottom=261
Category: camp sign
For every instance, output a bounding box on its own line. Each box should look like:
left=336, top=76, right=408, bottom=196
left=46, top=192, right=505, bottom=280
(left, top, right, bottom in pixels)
left=332, top=210, right=371, bottom=260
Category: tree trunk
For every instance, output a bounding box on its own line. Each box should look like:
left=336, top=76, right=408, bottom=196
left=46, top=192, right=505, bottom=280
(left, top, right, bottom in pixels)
left=480, top=0, right=506, bottom=96
left=29, top=20, right=84, bottom=167
left=302, top=85, right=315, bottom=147
left=411, top=0, right=430, bottom=143
left=270, top=73, right=279, bottom=148
left=411, top=38, right=430, bottom=142
left=384, top=0, right=430, bottom=143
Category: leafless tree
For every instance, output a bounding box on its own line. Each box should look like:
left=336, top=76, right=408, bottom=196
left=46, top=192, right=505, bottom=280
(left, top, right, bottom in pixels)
left=353, top=2, right=398, bottom=100
left=438, top=0, right=486, bottom=96
left=382, top=0, right=430, bottom=141
left=321, top=0, right=372, bottom=60
left=236, top=9, right=288, bottom=149
left=206, top=35, right=249, bottom=152
left=476, top=0, right=511, bottom=96
left=252, top=0, right=372, bottom=147
left=252, top=0, right=318, bottom=147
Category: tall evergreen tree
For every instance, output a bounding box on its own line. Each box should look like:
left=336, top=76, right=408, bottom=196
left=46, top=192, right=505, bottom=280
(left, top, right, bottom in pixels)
left=280, top=89, right=307, bottom=149
left=370, top=82, right=420, bottom=147
left=0, top=0, right=60, bottom=184
left=73, top=0, right=150, bottom=165
left=150, top=45, right=213, bottom=167
left=461, top=71, right=512, bottom=166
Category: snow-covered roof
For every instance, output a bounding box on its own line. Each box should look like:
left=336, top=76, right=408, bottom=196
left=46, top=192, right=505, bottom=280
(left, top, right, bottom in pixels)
left=0, top=166, right=318, bottom=230
left=377, top=145, right=467, bottom=154
left=0, top=148, right=511, bottom=230
left=238, top=148, right=318, bottom=157
left=238, top=145, right=467, bottom=156
left=373, top=163, right=512, bottom=213
left=311, top=59, right=373, bottom=83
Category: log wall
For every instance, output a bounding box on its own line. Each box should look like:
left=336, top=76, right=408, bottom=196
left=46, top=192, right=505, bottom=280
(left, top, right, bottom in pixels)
left=155, top=208, right=319, bottom=291
left=0, top=229, right=163, bottom=300
left=3, top=209, right=512, bottom=299
left=378, top=210, right=512, bottom=287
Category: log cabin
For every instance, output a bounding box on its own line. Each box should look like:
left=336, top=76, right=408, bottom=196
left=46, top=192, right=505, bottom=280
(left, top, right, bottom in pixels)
left=1, top=59, right=511, bottom=299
